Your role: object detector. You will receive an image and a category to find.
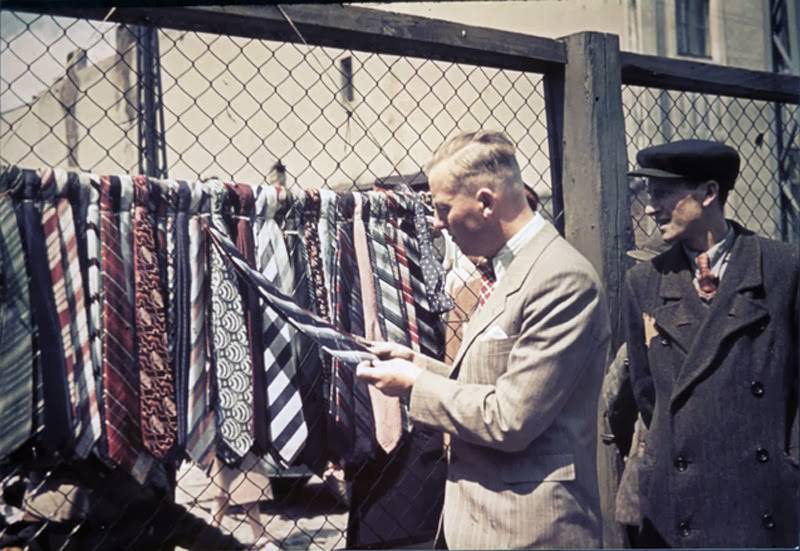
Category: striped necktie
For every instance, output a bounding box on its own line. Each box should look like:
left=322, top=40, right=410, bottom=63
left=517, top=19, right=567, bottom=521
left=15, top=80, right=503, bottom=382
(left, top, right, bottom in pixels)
left=207, top=181, right=255, bottom=465
left=207, top=217, right=375, bottom=365
left=40, top=168, right=101, bottom=459
left=99, top=175, right=148, bottom=476
left=0, top=167, right=33, bottom=459
left=354, top=193, right=403, bottom=454
left=185, top=182, right=216, bottom=468
left=19, top=169, right=73, bottom=457
left=81, top=174, right=107, bottom=458
left=173, top=180, right=192, bottom=448
left=132, top=175, right=177, bottom=458
left=330, top=193, right=373, bottom=465
left=255, top=185, right=307, bottom=466
left=394, top=192, right=447, bottom=360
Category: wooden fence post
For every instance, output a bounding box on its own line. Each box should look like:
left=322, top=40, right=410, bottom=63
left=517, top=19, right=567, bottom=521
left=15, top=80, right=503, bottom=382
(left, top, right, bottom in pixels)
left=560, top=32, right=632, bottom=350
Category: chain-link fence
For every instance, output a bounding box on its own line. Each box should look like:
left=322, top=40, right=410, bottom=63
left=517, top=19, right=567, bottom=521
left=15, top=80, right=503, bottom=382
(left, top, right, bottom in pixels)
left=623, top=85, right=800, bottom=250
left=0, top=10, right=555, bottom=550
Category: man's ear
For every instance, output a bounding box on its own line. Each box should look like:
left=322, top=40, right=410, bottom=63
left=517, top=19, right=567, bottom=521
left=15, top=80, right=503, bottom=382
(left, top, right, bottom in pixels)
left=475, top=187, right=494, bottom=216
left=701, top=180, right=719, bottom=207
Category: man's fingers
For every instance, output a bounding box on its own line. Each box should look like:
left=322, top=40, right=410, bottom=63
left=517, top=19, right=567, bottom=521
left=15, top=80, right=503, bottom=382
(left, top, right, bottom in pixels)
left=356, top=362, right=381, bottom=383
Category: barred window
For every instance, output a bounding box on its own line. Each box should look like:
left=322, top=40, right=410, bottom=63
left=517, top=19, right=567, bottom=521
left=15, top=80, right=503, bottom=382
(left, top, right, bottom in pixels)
left=676, top=0, right=710, bottom=58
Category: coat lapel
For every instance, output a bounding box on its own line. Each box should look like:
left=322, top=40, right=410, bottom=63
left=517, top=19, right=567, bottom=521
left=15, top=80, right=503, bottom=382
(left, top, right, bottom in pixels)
left=448, top=222, right=559, bottom=378
left=669, top=226, right=769, bottom=408
left=651, top=247, right=701, bottom=355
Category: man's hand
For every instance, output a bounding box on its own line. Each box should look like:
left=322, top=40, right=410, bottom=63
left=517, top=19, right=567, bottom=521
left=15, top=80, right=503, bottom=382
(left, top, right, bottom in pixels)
left=356, top=358, right=422, bottom=397
left=365, top=341, right=416, bottom=363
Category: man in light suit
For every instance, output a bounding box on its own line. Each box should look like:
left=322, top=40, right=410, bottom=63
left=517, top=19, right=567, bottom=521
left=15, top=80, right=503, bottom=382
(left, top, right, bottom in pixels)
left=357, top=130, right=610, bottom=548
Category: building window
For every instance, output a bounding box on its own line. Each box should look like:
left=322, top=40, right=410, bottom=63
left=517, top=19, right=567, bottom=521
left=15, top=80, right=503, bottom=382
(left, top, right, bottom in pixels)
left=676, top=0, right=710, bottom=58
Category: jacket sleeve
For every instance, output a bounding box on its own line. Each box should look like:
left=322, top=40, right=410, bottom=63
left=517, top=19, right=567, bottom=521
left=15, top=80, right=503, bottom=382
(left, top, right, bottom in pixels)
left=408, top=268, right=609, bottom=453
left=623, top=273, right=655, bottom=427
left=416, top=353, right=451, bottom=378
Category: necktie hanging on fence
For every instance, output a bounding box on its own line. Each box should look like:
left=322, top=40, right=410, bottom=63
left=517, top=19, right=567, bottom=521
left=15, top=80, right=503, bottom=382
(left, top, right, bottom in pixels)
left=395, top=192, right=446, bottom=360
left=132, top=175, right=177, bottom=459
left=207, top=181, right=256, bottom=465
left=232, top=183, right=269, bottom=454
left=0, top=168, right=33, bottom=459
left=255, top=185, right=308, bottom=466
left=41, top=169, right=102, bottom=459
left=413, top=198, right=454, bottom=315
left=174, top=181, right=192, bottom=449
left=354, top=193, right=403, bottom=454
left=299, top=188, right=332, bottom=473
left=19, top=170, right=73, bottom=457
left=286, top=193, right=328, bottom=471
left=80, top=173, right=107, bottom=458
left=99, top=175, right=147, bottom=477
left=185, top=182, right=216, bottom=468
left=207, top=215, right=376, bottom=365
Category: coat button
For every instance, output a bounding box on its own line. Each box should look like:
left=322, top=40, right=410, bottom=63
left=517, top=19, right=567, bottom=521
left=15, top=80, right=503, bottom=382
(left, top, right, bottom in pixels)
left=660, top=336, right=669, bottom=346
left=750, top=381, right=764, bottom=397
left=678, top=521, right=691, bottom=537
left=756, top=448, right=769, bottom=463
left=762, top=514, right=775, bottom=530
left=674, top=456, right=688, bottom=472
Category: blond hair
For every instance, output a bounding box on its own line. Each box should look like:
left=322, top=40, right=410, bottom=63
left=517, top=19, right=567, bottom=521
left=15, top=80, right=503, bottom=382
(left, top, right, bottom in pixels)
left=425, top=130, right=523, bottom=193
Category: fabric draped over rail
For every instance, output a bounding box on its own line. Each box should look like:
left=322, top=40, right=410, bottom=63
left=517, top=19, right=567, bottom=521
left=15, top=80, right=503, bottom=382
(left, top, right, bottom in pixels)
left=0, top=165, right=452, bottom=487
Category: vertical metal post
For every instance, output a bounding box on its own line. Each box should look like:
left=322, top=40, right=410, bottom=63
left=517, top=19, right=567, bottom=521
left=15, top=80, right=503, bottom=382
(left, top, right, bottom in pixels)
left=137, top=25, right=168, bottom=179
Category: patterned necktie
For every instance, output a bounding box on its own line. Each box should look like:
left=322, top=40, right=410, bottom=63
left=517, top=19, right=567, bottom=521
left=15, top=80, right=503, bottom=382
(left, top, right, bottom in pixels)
left=132, top=175, right=177, bottom=459
left=231, top=183, right=269, bottom=453
left=207, top=181, right=255, bottom=465
left=185, top=182, right=216, bottom=468
left=477, top=259, right=496, bottom=306
left=40, top=169, right=102, bottom=459
left=255, top=185, right=307, bottom=466
left=0, top=167, right=33, bottom=459
left=355, top=193, right=403, bottom=454
left=100, top=175, right=147, bottom=476
left=413, top=198, right=454, bottom=314
left=696, top=252, right=718, bottom=301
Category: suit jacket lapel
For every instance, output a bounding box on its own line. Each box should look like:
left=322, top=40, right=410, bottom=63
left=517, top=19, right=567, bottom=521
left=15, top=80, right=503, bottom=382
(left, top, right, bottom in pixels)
left=669, top=227, right=769, bottom=407
left=448, top=222, right=559, bottom=377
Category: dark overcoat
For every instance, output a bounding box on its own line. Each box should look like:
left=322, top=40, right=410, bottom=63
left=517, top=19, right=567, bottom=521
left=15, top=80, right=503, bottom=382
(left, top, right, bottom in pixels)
left=623, top=221, right=799, bottom=547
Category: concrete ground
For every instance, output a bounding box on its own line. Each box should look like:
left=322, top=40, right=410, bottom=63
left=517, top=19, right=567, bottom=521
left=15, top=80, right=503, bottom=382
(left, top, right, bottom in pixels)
left=175, top=462, right=348, bottom=550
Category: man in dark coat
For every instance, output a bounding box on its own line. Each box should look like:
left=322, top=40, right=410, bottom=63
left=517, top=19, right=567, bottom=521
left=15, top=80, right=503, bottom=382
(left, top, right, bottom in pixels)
left=623, top=139, right=799, bottom=547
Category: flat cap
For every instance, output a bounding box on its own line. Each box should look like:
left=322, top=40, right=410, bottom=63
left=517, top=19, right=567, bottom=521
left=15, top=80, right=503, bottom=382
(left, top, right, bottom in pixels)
left=628, top=139, right=740, bottom=191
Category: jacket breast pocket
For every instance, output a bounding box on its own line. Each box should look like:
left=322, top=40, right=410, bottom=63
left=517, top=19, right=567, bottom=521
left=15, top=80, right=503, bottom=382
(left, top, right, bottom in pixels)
left=500, top=453, right=576, bottom=483
left=476, top=335, right=516, bottom=358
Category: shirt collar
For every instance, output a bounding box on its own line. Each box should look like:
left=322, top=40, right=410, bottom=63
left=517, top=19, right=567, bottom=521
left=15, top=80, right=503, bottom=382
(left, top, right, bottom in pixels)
left=492, top=211, right=545, bottom=282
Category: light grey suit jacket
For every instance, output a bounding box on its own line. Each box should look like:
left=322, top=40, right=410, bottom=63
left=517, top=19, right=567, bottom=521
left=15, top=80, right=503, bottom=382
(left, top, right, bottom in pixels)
left=410, top=222, right=610, bottom=549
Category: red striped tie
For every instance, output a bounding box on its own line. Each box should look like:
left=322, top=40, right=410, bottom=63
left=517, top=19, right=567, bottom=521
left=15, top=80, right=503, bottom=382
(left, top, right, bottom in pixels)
left=100, top=175, right=145, bottom=472
left=477, top=260, right=496, bottom=306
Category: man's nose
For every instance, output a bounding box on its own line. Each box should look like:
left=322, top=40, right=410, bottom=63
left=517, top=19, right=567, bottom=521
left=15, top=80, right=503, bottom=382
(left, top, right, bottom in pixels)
left=432, top=215, right=446, bottom=231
